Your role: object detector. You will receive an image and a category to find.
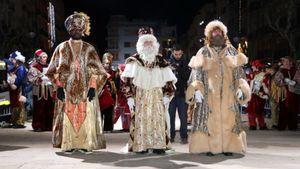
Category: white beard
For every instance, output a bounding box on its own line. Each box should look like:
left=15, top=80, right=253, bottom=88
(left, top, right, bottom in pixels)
left=136, top=34, right=160, bottom=64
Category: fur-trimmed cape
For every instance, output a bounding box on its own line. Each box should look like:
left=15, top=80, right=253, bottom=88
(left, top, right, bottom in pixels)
left=121, top=53, right=177, bottom=90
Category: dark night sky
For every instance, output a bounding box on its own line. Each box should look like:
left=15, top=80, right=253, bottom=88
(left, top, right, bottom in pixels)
left=62, top=0, right=212, bottom=52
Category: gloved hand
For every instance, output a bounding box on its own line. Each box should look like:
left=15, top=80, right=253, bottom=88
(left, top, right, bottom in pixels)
left=57, top=87, right=65, bottom=101
left=163, top=96, right=170, bottom=105
left=236, top=89, right=243, bottom=100
left=7, top=76, right=12, bottom=84
left=261, top=95, right=268, bottom=100
left=288, top=80, right=296, bottom=86
left=252, top=81, right=261, bottom=93
left=41, top=75, right=48, bottom=81
left=41, top=76, right=51, bottom=85
left=7, top=74, right=16, bottom=84
left=284, top=78, right=291, bottom=83
left=127, top=97, right=135, bottom=111
left=284, top=78, right=296, bottom=86
left=195, top=90, right=204, bottom=103
left=87, top=88, right=96, bottom=102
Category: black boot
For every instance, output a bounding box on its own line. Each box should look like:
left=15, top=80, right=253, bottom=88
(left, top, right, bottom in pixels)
left=271, top=125, right=278, bottom=129
left=206, top=152, right=214, bottom=156
left=223, top=152, right=233, bottom=156
left=180, top=138, right=188, bottom=144
left=170, top=138, right=175, bottom=143
left=153, top=149, right=165, bottom=155
left=259, top=126, right=268, bottom=130
left=249, top=126, right=257, bottom=130
left=63, top=149, right=75, bottom=154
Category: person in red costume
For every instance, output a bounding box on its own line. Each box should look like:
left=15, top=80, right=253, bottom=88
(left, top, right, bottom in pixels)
left=99, top=52, right=116, bottom=132
left=274, top=56, right=298, bottom=130
left=245, top=60, right=268, bottom=130
left=28, top=49, right=54, bottom=131
left=113, top=64, right=131, bottom=132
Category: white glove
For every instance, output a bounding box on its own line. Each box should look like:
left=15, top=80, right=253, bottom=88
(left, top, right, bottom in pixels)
left=42, top=68, right=48, bottom=74
left=284, top=78, right=296, bottom=86
left=288, top=80, right=296, bottom=86
left=41, top=76, right=51, bottom=85
left=41, top=76, right=49, bottom=81
left=195, top=90, right=204, bottom=103
left=252, top=81, right=261, bottom=93
left=261, top=95, right=268, bottom=100
left=236, top=89, right=243, bottom=100
left=163, top=96, right=170, bottom=105
left=127, top=97, right=135, bottom=111
left=284, top=78, right=291, bottom=83
left=7, top=74, right=16, bottom=84
left=7, top=76, right=13, bottom=84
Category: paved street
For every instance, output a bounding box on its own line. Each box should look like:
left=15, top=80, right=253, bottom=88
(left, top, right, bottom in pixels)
left=0, top=123, right=300, bottom=169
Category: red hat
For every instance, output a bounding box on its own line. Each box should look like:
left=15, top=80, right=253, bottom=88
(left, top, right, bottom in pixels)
left=35, top=49, right=47, bottom=58
left=138, top=27, right=154, bottom=37
left=251, top=59, right=264, bottom=68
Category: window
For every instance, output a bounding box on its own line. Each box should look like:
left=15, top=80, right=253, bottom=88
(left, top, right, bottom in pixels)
left=108, top=39, right=118, bottom=49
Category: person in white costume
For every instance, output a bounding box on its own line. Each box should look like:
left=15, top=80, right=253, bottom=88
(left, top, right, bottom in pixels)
left=121, top=27, right=177, bottom=154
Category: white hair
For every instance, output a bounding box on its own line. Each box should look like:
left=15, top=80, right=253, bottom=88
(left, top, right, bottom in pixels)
left=15, top=52, right=26, bottom=63
left=136, top=34, right=160, bottom=63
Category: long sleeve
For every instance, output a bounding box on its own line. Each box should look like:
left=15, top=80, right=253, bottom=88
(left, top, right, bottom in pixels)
left=186, top=47, right=209, bottom=104
left=186, top=68, right=206, bottom=104
left=232, top=62, right=251, bottom=105
left=122, top=77, right=135, bottom=98
left=14, top=66, right=27, bottom=88
left=46, top=43, right=72, bottom=88
left=46, top=45, right=61, bottom=87
left=28, top=67, right=42, bottom=85
left=86, top=46, right=107, bottom=91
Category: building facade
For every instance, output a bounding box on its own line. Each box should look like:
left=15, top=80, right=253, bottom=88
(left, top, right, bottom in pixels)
left=106, top=15, right=177, bottom=66
left=0, top=0, right=66, bottom=60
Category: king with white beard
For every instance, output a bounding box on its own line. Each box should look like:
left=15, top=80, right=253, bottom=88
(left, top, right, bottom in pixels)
left=121, top=27, right=177, bottom=154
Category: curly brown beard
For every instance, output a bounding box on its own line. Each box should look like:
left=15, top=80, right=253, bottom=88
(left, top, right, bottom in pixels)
left=68, top=28, right=83, bottom=40
left=211, top=35, right=225, bottom=47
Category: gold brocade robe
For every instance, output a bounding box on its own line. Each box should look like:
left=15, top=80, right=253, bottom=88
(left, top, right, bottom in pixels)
left=46, top=39, right=107, bottom=151
left=121, top=54, right=177, bottom=152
